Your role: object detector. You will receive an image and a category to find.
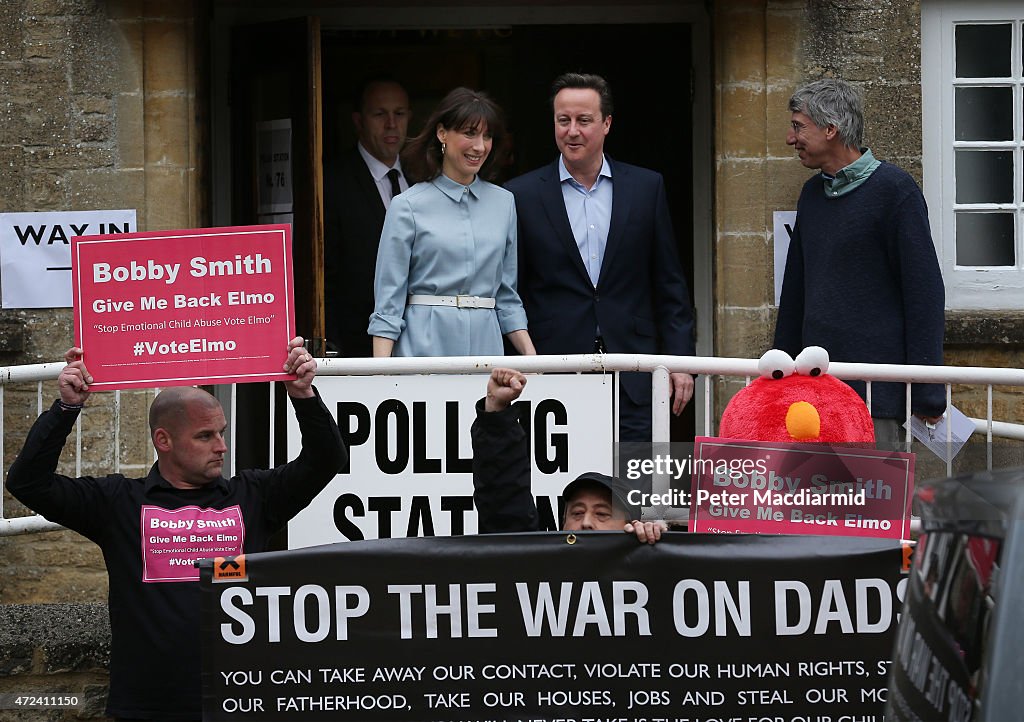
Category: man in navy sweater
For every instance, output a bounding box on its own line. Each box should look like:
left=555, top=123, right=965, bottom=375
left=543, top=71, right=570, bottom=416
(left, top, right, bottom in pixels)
left=773, top=78, right=945, bottom=446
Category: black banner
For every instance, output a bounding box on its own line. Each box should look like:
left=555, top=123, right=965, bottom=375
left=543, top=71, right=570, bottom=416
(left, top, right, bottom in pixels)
left=201, top=533, right=905, bottom=721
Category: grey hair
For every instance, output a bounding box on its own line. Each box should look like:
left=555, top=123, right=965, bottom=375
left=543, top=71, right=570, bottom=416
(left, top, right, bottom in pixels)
left=788, top=79, right=864, bottom=149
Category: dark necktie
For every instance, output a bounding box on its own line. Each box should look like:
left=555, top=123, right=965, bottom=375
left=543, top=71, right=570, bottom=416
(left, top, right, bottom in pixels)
left=386, top=168, right=402, bottom=198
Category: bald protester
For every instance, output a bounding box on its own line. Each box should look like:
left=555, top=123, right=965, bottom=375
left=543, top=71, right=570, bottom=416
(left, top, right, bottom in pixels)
left=147, top=385, right=235, bottom=490
left=472, top=368, right=666, bottom=544
left=6, top=337, right=345, bottom=721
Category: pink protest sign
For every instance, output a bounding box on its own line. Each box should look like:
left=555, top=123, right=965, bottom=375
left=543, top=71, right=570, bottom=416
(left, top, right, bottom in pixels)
left=72, top=224, right=295, bottom=390
left=689, top=437, right=914, bottom=539
left=140, top=505, right=245, bottom=583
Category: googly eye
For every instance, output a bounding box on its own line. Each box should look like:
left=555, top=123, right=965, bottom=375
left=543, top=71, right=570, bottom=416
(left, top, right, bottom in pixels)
left=758, top=349, right=796, bottom=380
left=795, top=346, right=829, bottom=377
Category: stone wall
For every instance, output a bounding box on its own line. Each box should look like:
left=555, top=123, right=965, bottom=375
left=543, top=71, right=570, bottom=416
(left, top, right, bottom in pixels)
left=0, top=605, right=111, bottom=721
left=0, top=0, right=206, bottom=606
left=713, top=0, right=808, bottom=405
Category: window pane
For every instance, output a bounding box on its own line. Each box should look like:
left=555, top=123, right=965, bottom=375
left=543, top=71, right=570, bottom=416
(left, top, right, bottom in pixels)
left=955, top=24, right=1012, bottom=78
left=955, top=150, right=1014, bottom=203
left=955, top=87, right=1014, bottom=141
left=955, top=213, right=1015, bottom=266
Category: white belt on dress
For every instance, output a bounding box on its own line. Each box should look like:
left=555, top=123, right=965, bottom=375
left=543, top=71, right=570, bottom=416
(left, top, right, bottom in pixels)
left=407, top=294, right=496, bottom=309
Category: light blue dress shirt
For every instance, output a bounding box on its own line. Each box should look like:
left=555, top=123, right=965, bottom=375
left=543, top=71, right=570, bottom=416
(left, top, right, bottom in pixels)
left=559, top=155, right=613, bottom=286
left=368, top=173, right=528, bottom=357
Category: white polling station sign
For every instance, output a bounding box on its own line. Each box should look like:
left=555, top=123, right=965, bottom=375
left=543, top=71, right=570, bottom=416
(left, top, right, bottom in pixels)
left=0, top=209, right=137, bottom=308
left=287, top=373, right=615, bottom=546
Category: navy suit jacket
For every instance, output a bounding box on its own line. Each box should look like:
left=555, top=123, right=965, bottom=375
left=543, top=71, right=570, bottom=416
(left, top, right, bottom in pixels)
left=506, top=157, right=695, bottom=404
left=323, top=149, right=389, bottom=357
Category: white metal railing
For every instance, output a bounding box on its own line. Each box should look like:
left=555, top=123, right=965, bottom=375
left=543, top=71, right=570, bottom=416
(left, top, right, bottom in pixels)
left=2, top=354, right=1023, bottom=536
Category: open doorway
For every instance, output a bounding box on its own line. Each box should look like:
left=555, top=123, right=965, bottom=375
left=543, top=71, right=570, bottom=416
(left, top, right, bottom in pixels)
left=214, top=6, right=711, bottom=450
left=321, top=22, right=697, bottom=438
left=322, top=22, right=694, bottom=287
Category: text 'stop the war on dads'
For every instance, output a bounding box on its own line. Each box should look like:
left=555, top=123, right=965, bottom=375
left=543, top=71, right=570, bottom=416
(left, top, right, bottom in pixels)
left=72, top=224, right=296, bottom=390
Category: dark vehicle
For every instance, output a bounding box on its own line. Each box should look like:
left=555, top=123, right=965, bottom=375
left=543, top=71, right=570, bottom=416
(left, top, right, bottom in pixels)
left=887, top=467, right=1024, bottom=721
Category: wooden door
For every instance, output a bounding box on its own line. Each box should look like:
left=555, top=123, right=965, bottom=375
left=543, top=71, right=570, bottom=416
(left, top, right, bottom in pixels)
left=229, top=17, right=325, bottom=355
left=227, top=19, right=323, bottom=504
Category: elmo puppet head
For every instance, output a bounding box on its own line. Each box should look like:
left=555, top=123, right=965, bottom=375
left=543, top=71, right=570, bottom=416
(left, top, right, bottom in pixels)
left=719, top=347, right=875, bottom=444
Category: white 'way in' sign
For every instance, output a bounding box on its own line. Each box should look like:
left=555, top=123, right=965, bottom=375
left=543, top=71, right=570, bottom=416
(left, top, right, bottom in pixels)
left=0, top=209, right=137, bottom=308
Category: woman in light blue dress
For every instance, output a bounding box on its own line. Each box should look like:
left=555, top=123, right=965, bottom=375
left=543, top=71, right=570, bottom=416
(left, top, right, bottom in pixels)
left=368, top=88, right=536, bottom=358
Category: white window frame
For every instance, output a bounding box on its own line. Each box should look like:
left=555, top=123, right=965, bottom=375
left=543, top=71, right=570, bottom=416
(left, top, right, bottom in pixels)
left=922, top=0, right=1024, bottom=309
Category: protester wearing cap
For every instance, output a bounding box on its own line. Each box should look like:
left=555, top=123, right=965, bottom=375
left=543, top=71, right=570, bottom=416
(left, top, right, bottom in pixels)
left=471, top=368, right=665, bottom=544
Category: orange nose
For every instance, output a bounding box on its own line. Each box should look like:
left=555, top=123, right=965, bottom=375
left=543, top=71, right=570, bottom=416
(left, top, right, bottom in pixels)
left=786, top=401, right=820, bottom=440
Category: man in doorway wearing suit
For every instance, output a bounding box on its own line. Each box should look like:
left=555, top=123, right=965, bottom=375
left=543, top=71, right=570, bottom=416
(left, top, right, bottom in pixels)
left=505, top=72, right=695, bottom=441
left=324, top=77, right=410, bottom=356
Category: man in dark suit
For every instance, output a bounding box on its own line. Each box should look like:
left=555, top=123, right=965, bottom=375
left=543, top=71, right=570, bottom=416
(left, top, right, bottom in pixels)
left=506, top=72, right=695, bottom=441
left=324, top=78, right=410, bottom=356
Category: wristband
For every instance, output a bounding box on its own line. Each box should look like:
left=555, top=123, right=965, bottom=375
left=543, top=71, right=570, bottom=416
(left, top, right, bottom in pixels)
left=57, top=400, right=84, bottom=412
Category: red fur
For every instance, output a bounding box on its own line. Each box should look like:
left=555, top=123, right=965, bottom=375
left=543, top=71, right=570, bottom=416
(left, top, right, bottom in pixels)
left=720, top=373, right=875, bottom=443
